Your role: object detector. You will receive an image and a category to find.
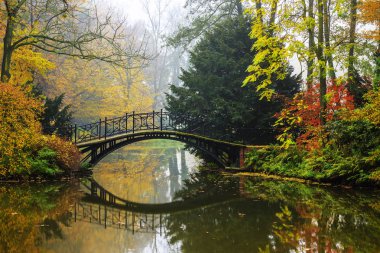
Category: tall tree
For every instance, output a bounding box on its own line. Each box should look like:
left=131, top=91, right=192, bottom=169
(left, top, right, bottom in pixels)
left=244, top=0, right=377, bottom=124
left=141, top=0, right=188, bottom=108
left=316, top=0, right=327, bottom=124
left=169, top=0, right=244, bottom=47
left=306, top=0, right=316, bottom=88
left=348, top=0, right=358, bottom=86
left=358, top=0, right=380, bottom=89
left=166, top=17, right=300, bottom=144
left=0, top=0, right=147, bottom=83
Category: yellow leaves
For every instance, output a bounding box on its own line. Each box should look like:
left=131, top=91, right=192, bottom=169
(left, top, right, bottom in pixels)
left=359, top=0, right=380, bottom=40
left=343, top=90, right=380, bottom=125
left=254, top=49, right=270, bottom=65
left=0, top=82, right=43, bottom=175
left=44, top=56, right=153, bottom=120
left=244, top=4, right=290, bottom=100
left=8, top=46, right=55, bottom=86
left=277, top=133, right=297, bottom=149
left=273, top=205, right=299, bottom=245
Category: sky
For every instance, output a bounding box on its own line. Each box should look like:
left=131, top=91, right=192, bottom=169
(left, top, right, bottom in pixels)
left=99, top=0, right=304, bottom=77
left=93, top=0, right=305, bottom=78
left=99, top=0, right=186, bottom=25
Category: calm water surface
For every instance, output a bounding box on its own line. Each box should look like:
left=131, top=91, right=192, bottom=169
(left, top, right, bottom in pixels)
left=1, top=140, right=380, bottom=253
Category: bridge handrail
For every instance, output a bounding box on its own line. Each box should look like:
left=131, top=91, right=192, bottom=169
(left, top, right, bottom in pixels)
left=69, top=110, right=179, bottom=144
left=64, top=110, right=276, bottom=146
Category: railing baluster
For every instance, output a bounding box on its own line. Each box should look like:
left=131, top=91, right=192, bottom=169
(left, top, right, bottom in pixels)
left=104, top=117, right=107, bottom=140
left=125, top=113, right=128, bottom=133
left=132, top=111, right=135, bottom=133
left=152, top=110, right=155, bottom=130
left=99, top=119, right=101, bottom=139
left=74, top=124, right=77, bottom=143
left=160, top=109, right=163, bottom=131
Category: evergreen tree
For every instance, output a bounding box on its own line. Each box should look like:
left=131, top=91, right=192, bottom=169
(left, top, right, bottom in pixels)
left=166, top=17, right=300, bottom=144
left=41, top=94, right=73, bottom=137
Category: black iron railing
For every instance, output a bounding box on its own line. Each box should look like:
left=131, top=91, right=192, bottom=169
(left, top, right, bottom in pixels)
left=69, top=110, right=185, bottom=144
left=62, top=109, right=276, bottom=145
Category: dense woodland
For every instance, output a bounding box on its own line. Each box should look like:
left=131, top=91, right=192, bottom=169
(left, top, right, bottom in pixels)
left=0, top=0, right=380, bottom=185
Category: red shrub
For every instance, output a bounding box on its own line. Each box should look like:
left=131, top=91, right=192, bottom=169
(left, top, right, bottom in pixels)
left=44, top=135, right=81, bottom=172
left=275, top=82, right=355, bottom=150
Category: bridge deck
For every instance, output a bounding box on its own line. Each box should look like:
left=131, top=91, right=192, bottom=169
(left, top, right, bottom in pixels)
left=76, top=130, right=262, bottom=149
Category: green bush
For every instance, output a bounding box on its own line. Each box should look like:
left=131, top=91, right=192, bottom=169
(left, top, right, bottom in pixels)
left=246, top=146, right=310, bottom=178
left=245, top=120, right=380, bottom=185
left=29, top=147, right=62, bottom=176
left=327, top=120, right=380, bottom=156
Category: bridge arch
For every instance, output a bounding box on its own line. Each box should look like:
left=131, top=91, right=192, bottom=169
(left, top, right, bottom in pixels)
left=78, top=131, right=244, bottom=168
left=81, top=178, right=241, bottom=214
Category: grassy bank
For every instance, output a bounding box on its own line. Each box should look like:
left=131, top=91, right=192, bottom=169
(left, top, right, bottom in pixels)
left=245, top=140, right=380, bottom=186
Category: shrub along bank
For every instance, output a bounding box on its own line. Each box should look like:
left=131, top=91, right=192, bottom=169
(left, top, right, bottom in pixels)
left=245, top=89, right=380, bottom=186
left=0, top=82, right=81, bottom=180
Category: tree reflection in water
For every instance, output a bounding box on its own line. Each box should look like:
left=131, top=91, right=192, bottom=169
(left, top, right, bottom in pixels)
left=0, top=182, right=81, bottom=253
left=166, top=176, right=380, bottom=253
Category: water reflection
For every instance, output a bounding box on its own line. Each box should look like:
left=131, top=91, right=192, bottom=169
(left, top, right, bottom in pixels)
left=0, top=182, right=81, bottom=253
left=0, top=140, right=380, bottom=253
left=92, top=140, right=200, bottom=204
left=243, top=179, right=380, bottom=252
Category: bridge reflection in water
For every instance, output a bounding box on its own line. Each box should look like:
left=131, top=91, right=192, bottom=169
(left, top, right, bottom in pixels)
left=71, top=175, right=244, bottom=235
left=73, top=202, right=166, bottom=235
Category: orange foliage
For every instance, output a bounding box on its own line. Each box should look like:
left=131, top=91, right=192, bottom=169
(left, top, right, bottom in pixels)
left=275, top=82, right=355, bottom=150
left=0, top=82, right=42, bottom=175
left=359, top=0, right=380, bottom=41
left=43, top=135, right=82, bottom=172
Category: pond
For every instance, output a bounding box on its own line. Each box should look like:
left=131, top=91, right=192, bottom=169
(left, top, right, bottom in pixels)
left=1, top=140, right=380, bottom=253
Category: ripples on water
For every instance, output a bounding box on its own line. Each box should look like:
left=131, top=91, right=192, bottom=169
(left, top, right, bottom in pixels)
left=1, top=140, right=380, bottom=253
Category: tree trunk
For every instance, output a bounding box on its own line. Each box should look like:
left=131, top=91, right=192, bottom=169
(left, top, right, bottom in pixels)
left=306, top=0, right=316, bottom=89
left=236, top=0, right=243, bottom=16
left=374, top=43, right=380, bottom=90
left=348, top=0, right=357, bottom=86
left=268, top=0, right=278, bottom=37
left=255, top=0, right=263, bottom=24
left=317, top=0, right=327, bottom=125
left=1, top=17, right=14, bottom=83
left=324, top=0, right=336, bottom=80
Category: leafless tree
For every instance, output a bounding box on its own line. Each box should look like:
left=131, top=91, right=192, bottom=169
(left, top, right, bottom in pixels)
left=1, top=0, right=150, bottom=82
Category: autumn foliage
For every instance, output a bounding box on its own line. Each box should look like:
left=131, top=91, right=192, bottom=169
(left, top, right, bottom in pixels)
left=344, top=90, right=380, bottom=126
left=0, top=82, right=82, bottom=177
left=0, top=82, right=42, bottom=175
left=43, top=135, right=81, bottom=172
left=359, top=0, right=380, bottom=41
left=275, top=82, right=355, bottom=150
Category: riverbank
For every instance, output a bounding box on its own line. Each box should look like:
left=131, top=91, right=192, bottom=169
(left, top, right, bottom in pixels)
left=244, top=144, right=380, bottom=187
left=0, top=168, right=93, bottom=183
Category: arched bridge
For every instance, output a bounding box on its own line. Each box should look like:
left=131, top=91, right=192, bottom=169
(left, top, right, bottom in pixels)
left=69, top=110, right=257, bottom=168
